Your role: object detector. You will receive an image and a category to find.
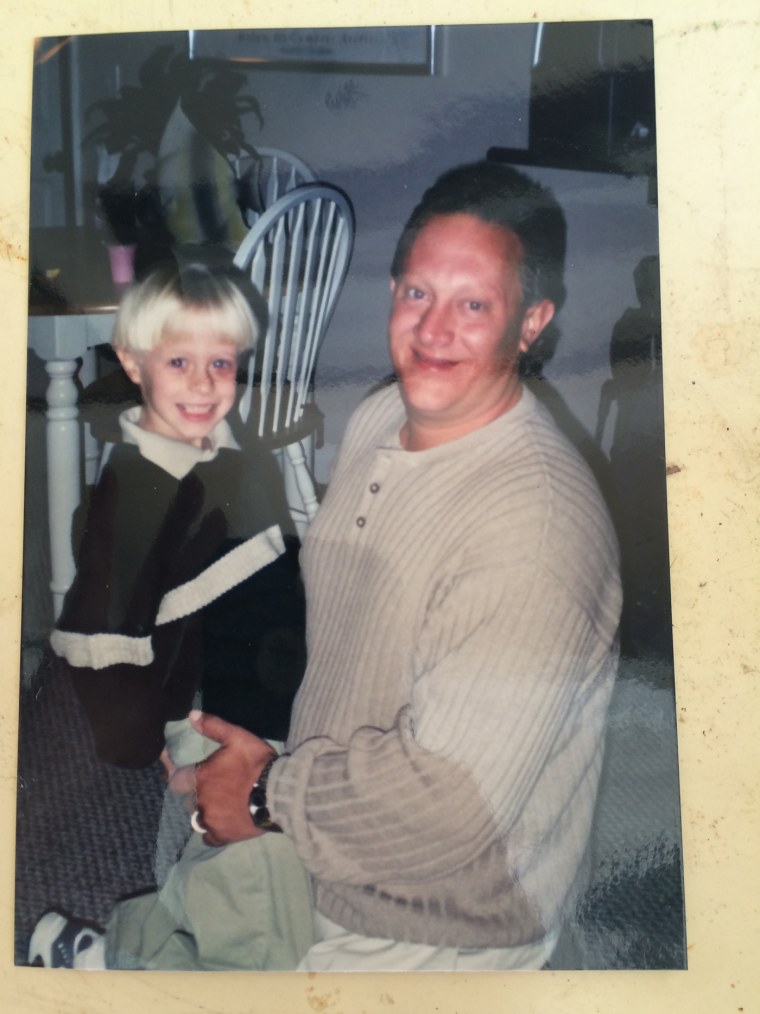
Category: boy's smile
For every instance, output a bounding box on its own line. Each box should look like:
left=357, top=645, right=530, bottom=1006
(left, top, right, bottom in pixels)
left=116, top=310, right=240, bottom=448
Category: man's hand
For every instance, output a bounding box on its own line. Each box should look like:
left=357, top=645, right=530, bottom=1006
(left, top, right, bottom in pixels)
left=189, top=710, right=277, bottom=847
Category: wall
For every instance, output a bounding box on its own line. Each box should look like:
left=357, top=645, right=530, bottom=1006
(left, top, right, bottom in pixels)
left=55, top=24, right=660, bottom=479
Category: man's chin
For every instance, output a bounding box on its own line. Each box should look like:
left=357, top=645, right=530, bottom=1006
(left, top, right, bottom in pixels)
left=397, top=373, right=456, bottom=411
left=398, top=395, right=458, bottom=427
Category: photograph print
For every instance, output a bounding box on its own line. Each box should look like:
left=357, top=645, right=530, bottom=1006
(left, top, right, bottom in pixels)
left=17, top=20, right=684, bottom=971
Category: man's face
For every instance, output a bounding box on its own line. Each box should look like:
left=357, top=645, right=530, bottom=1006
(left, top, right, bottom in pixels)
left=389, top=213, right=553, bottom=447
left=117, top=309, right=239, bottom=448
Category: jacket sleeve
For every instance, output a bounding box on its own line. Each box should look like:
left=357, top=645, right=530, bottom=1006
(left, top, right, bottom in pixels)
left=51, top=460, right=212, bottom=768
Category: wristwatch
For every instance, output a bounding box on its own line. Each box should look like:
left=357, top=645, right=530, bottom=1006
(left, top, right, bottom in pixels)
left=248, top=756, right=283, bottom=833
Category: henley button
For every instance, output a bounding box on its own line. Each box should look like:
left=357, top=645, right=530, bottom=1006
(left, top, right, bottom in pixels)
left=369, top=482, right=380, bottom=493
left=356, top=516, right=366, bottom=528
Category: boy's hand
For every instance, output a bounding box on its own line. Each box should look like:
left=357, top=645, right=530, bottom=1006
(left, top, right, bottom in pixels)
left=189, top=711, right=277, bottom=847
left=160, top=747, right=197, bottom=810
left=159, top=747, right=175, bottom=782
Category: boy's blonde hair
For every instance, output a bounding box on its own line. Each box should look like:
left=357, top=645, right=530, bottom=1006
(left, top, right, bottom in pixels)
left=113, top=262, right=267, bottom=355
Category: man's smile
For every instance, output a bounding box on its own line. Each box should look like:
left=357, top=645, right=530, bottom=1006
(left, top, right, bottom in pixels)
left=411, top=349, right=458, bottom=370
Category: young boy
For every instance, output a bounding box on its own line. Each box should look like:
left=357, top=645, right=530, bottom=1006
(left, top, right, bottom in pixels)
left=30, top=261, right=315, bottom=969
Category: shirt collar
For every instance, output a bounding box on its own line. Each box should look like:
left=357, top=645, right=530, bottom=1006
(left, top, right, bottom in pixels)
left=119, top=406, right=240, bottom=480
left=378, top=382, right=534, bottom=457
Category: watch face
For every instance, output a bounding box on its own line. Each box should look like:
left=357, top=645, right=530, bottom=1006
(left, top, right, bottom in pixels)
left=252, top=805, right=283, bottom=832
left=248, top=759, right=283, bottom=831
left=249, top=785, right=266, bottom=808
left=252, top=805, right=271, bottom=828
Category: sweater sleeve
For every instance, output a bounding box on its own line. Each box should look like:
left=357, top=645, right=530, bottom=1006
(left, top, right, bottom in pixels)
left=269, top=547, right=620, bottom=886
left=51, top=456, right=226, bottom=767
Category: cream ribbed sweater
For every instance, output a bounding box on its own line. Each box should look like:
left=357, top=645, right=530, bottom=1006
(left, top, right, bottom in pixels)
left=270, top=383, right=621, bottom=949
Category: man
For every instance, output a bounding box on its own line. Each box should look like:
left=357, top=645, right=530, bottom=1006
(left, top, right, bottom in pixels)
left=192, top=160, right=623, bottom=970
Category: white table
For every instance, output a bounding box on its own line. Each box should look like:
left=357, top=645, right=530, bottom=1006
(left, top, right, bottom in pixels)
left=28, top=308, right=117, bottom=617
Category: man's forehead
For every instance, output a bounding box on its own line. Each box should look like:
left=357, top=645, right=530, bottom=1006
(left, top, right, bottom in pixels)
left=406, top=213, right=524, bottom=270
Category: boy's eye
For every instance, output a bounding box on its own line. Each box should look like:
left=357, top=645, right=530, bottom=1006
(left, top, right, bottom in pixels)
left=212, top=358, right=235, bottom=372
left=168, top=357, right=186, bottom=368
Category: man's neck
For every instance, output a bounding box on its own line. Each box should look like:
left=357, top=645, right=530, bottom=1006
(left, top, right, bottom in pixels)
left=400, top=383, right=524, bottom=452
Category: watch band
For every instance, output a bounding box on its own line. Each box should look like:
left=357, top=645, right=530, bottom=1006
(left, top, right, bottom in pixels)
left=248, top=756, right=283, bottom=833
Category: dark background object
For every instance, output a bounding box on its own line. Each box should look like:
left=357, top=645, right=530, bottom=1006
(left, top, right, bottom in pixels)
left=489, top=20, right=656, bottom=188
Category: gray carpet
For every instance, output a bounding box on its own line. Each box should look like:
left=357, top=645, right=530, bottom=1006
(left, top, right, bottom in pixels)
left=14, top=658, right=168, bottom=964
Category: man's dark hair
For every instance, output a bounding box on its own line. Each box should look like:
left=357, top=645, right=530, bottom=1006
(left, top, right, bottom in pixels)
left=390, top=161, right=567, bottom=311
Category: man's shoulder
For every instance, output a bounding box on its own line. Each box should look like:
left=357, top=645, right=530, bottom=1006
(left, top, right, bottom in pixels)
left=504, top=388, right=599, bottom=480
left=344, top=380, right=403, bottom=444
left=353, top=378, right=402, bottom=417
left=469, top=391, right=617, bottom=552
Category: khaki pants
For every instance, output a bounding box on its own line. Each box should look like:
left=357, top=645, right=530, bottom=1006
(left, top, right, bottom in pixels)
left=298, top=913, right=558, bottom=972
left=105, top=831, right=315, bottom=971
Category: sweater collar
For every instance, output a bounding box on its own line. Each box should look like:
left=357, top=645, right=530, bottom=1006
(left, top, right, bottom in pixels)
left=378, top=383, right=536, bottom=460
left=119, top=406, right=240, bottom=479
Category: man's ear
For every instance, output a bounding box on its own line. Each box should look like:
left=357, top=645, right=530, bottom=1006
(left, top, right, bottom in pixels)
left=389, top=278, right=397, bottom=295
left=115, top=348, right=143, bottom=386
left=519, top=299, right=555, bottom=353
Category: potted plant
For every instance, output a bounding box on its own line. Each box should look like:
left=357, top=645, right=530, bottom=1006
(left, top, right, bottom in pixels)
left=83, top=44, right=264, bottom=269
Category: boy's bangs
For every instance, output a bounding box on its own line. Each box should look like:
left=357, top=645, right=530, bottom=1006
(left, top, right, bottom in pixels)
left=161, top=300, right=255, bottom=352
left=115, top=279, right=257, bottom=354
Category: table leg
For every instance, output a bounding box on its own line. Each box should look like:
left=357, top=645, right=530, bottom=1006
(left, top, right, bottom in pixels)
left=78, top=348, right=100, bottom=486
left=44, top=358, right=82, bottom=618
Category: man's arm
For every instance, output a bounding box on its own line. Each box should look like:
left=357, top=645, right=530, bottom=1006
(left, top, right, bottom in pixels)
left=190, top=711, right=277, bottom=846
left=268, top=558, right=619, bottom=886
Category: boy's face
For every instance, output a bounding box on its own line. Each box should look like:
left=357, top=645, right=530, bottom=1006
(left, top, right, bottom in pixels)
left=117, top=310, right=240, bottom=448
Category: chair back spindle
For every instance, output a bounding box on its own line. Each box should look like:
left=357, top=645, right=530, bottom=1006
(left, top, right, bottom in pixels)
left=233, top=182, right=354, bottom=533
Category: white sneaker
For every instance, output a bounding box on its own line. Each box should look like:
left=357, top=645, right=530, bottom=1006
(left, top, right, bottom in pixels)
left=28, top=911, right=106, bottom=969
